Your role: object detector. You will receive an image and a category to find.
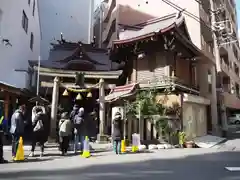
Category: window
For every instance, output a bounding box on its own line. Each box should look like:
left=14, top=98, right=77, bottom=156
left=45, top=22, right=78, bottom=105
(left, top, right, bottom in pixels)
left=22, top=10, right=28, bottom=33
left=32, top=0, right=35, bottom=16
left=30, top=33, right=34, bottom=50
left=28, top=0, right=31, bottom=5
left=208, top=70, right=212, bottom=93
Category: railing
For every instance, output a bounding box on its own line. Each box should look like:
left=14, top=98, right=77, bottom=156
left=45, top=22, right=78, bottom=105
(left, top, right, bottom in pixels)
left=129, top=76, right=199, bottom=92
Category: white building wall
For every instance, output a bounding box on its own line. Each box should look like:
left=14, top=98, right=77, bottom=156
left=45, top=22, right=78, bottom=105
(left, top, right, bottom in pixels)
left=38, top=0, right=94, bottom=61
left=0, top=0, right=41, bottom=88
left=117, top=0, right=201, bottom=49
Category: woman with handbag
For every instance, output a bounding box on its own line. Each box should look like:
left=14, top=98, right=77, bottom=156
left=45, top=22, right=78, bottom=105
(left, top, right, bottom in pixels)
left=29, top=106, right=47, bottom=157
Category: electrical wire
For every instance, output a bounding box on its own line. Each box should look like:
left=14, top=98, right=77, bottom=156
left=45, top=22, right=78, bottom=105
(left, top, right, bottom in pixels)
left=161, top=0, right=239, bottom=47
left=191, top=0, right=214, bottom=13
left=161, top=0, right=213, bottom=32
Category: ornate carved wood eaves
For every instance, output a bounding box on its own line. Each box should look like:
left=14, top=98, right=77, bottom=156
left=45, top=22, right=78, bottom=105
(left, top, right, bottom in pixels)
left=163, top=31, right=176, bottom=51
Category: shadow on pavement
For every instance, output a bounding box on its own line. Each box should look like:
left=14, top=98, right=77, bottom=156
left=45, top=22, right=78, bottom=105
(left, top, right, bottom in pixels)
left=1, top=151, right=240, bottom=180
left=9, top=157, right=54, bottom=164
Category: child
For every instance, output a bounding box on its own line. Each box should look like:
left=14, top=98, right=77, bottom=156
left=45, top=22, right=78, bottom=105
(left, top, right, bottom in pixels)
left=59, top=112, right=72, bottom=156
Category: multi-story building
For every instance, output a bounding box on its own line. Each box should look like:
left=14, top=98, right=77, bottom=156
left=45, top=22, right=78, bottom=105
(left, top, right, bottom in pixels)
left=95, top=0, right=221, bottom=134
left=0, top=0, right=41, bottom=88
left=38, top=0, right=95, bottom=60
left=213, top=0, right=240, bottom=131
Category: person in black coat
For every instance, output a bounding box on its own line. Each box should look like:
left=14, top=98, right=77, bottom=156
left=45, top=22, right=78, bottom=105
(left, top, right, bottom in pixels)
left=112, top=112, right=123, bottom=155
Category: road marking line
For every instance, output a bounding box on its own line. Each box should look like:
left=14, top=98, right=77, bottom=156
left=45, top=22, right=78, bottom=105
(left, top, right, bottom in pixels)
left=225, top=167, right=240, bottom=171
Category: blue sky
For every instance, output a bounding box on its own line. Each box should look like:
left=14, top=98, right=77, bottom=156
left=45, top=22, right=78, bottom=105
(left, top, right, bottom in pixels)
left=237, top=1, right=240, bottom=37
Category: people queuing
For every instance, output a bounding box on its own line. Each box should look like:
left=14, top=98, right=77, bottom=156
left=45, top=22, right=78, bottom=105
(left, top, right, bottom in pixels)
left=3, top=102, right=110, bottom=161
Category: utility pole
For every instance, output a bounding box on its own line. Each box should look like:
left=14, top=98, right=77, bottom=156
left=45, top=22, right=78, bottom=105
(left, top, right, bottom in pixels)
left=99, top=3, right=104, bottom=48
left=88, top=0, right=94, bottom=44
left=210, top=0, right=221, bottom=136
left=36, top=56, right=41, bottom=95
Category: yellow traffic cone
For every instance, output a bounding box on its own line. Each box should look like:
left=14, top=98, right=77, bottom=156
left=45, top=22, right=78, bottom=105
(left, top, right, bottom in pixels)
left=81, top=136, right=91, bottom=158
left=14, top=137, right=25, bottom=161
left=121, top=139, right=126, bottom=153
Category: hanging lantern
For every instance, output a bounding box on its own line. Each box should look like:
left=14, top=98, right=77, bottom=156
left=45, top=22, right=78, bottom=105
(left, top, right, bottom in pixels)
left=87, top=92, right=92, bottom=98
left=62, top=89, right=69, bottom=96
left=76, top=93, right=82, bottom=100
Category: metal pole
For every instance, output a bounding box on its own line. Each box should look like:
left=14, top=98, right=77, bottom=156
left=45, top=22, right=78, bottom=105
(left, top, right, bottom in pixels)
left=138, top=102, right=141, bottom=139
left=36, top=56, right=41, bottom=96
left=88, top=0, right=94, bottom=44
left=99, top=3, right=103, bottom=48
left=210, top=0, right=220, bottom=135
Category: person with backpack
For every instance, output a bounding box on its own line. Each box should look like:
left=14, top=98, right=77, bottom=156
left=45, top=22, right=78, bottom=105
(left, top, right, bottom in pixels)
left=58, top=112, right=72, bottom=156
left=73, top=107, right=86, bottom=153
left=29, top=106, right=47, bottom=157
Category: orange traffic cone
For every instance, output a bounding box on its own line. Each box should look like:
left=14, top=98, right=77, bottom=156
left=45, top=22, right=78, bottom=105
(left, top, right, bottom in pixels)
left=14, top=137, right=25, bottom=161
left=81, top=136, right=91, bottom=158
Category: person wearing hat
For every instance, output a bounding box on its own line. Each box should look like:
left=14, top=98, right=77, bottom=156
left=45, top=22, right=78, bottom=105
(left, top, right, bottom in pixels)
left=58, top=112, right=72, bottom=156
left=112, top=112, right=123, bottom=155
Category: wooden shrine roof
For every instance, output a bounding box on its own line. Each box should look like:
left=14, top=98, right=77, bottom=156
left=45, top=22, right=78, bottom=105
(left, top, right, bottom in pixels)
left=111, top=13, right=214, bottom=64
left=29, top=41, right=123, bottom=71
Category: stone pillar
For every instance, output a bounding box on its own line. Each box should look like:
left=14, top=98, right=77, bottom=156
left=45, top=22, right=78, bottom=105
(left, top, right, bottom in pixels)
left=49, top=77, right=59, bottom=141
left=153, top=120, right=157, bottom=139
left=127, top=117, right=132, bottom=141
left=97, top=78, right=106, bottom=142
left=146, top=119, right=151, bottom=140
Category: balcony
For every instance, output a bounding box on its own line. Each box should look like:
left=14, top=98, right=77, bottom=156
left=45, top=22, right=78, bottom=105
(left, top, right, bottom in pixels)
left=222, top=91, right=240, bottom=109
left=220, top=55, right=230, bottom=75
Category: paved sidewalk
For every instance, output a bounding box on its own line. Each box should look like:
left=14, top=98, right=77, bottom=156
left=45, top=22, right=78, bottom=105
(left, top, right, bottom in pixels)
left=3, top=142, right=113, bottom=152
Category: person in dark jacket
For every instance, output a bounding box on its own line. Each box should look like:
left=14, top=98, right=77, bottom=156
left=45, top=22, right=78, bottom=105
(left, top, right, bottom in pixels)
left=112, top=112, right=123, bottom=155
left=29, top=106, right=48, bottom=157
left=70, top=104, right=79, bottom=141
left=70, top=104, right=79, bottom=122
left=10, top=104, right=26, bottom=159
left=73, top=107, right=86, bottom=153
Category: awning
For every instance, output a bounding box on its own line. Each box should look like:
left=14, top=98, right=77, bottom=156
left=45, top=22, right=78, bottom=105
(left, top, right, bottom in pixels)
left=105, top=83, right=138, bottom=102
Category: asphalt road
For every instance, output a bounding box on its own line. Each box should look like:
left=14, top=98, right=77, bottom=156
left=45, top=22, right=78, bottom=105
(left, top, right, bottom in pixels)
left=0, top=148, right=240, bottom=180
